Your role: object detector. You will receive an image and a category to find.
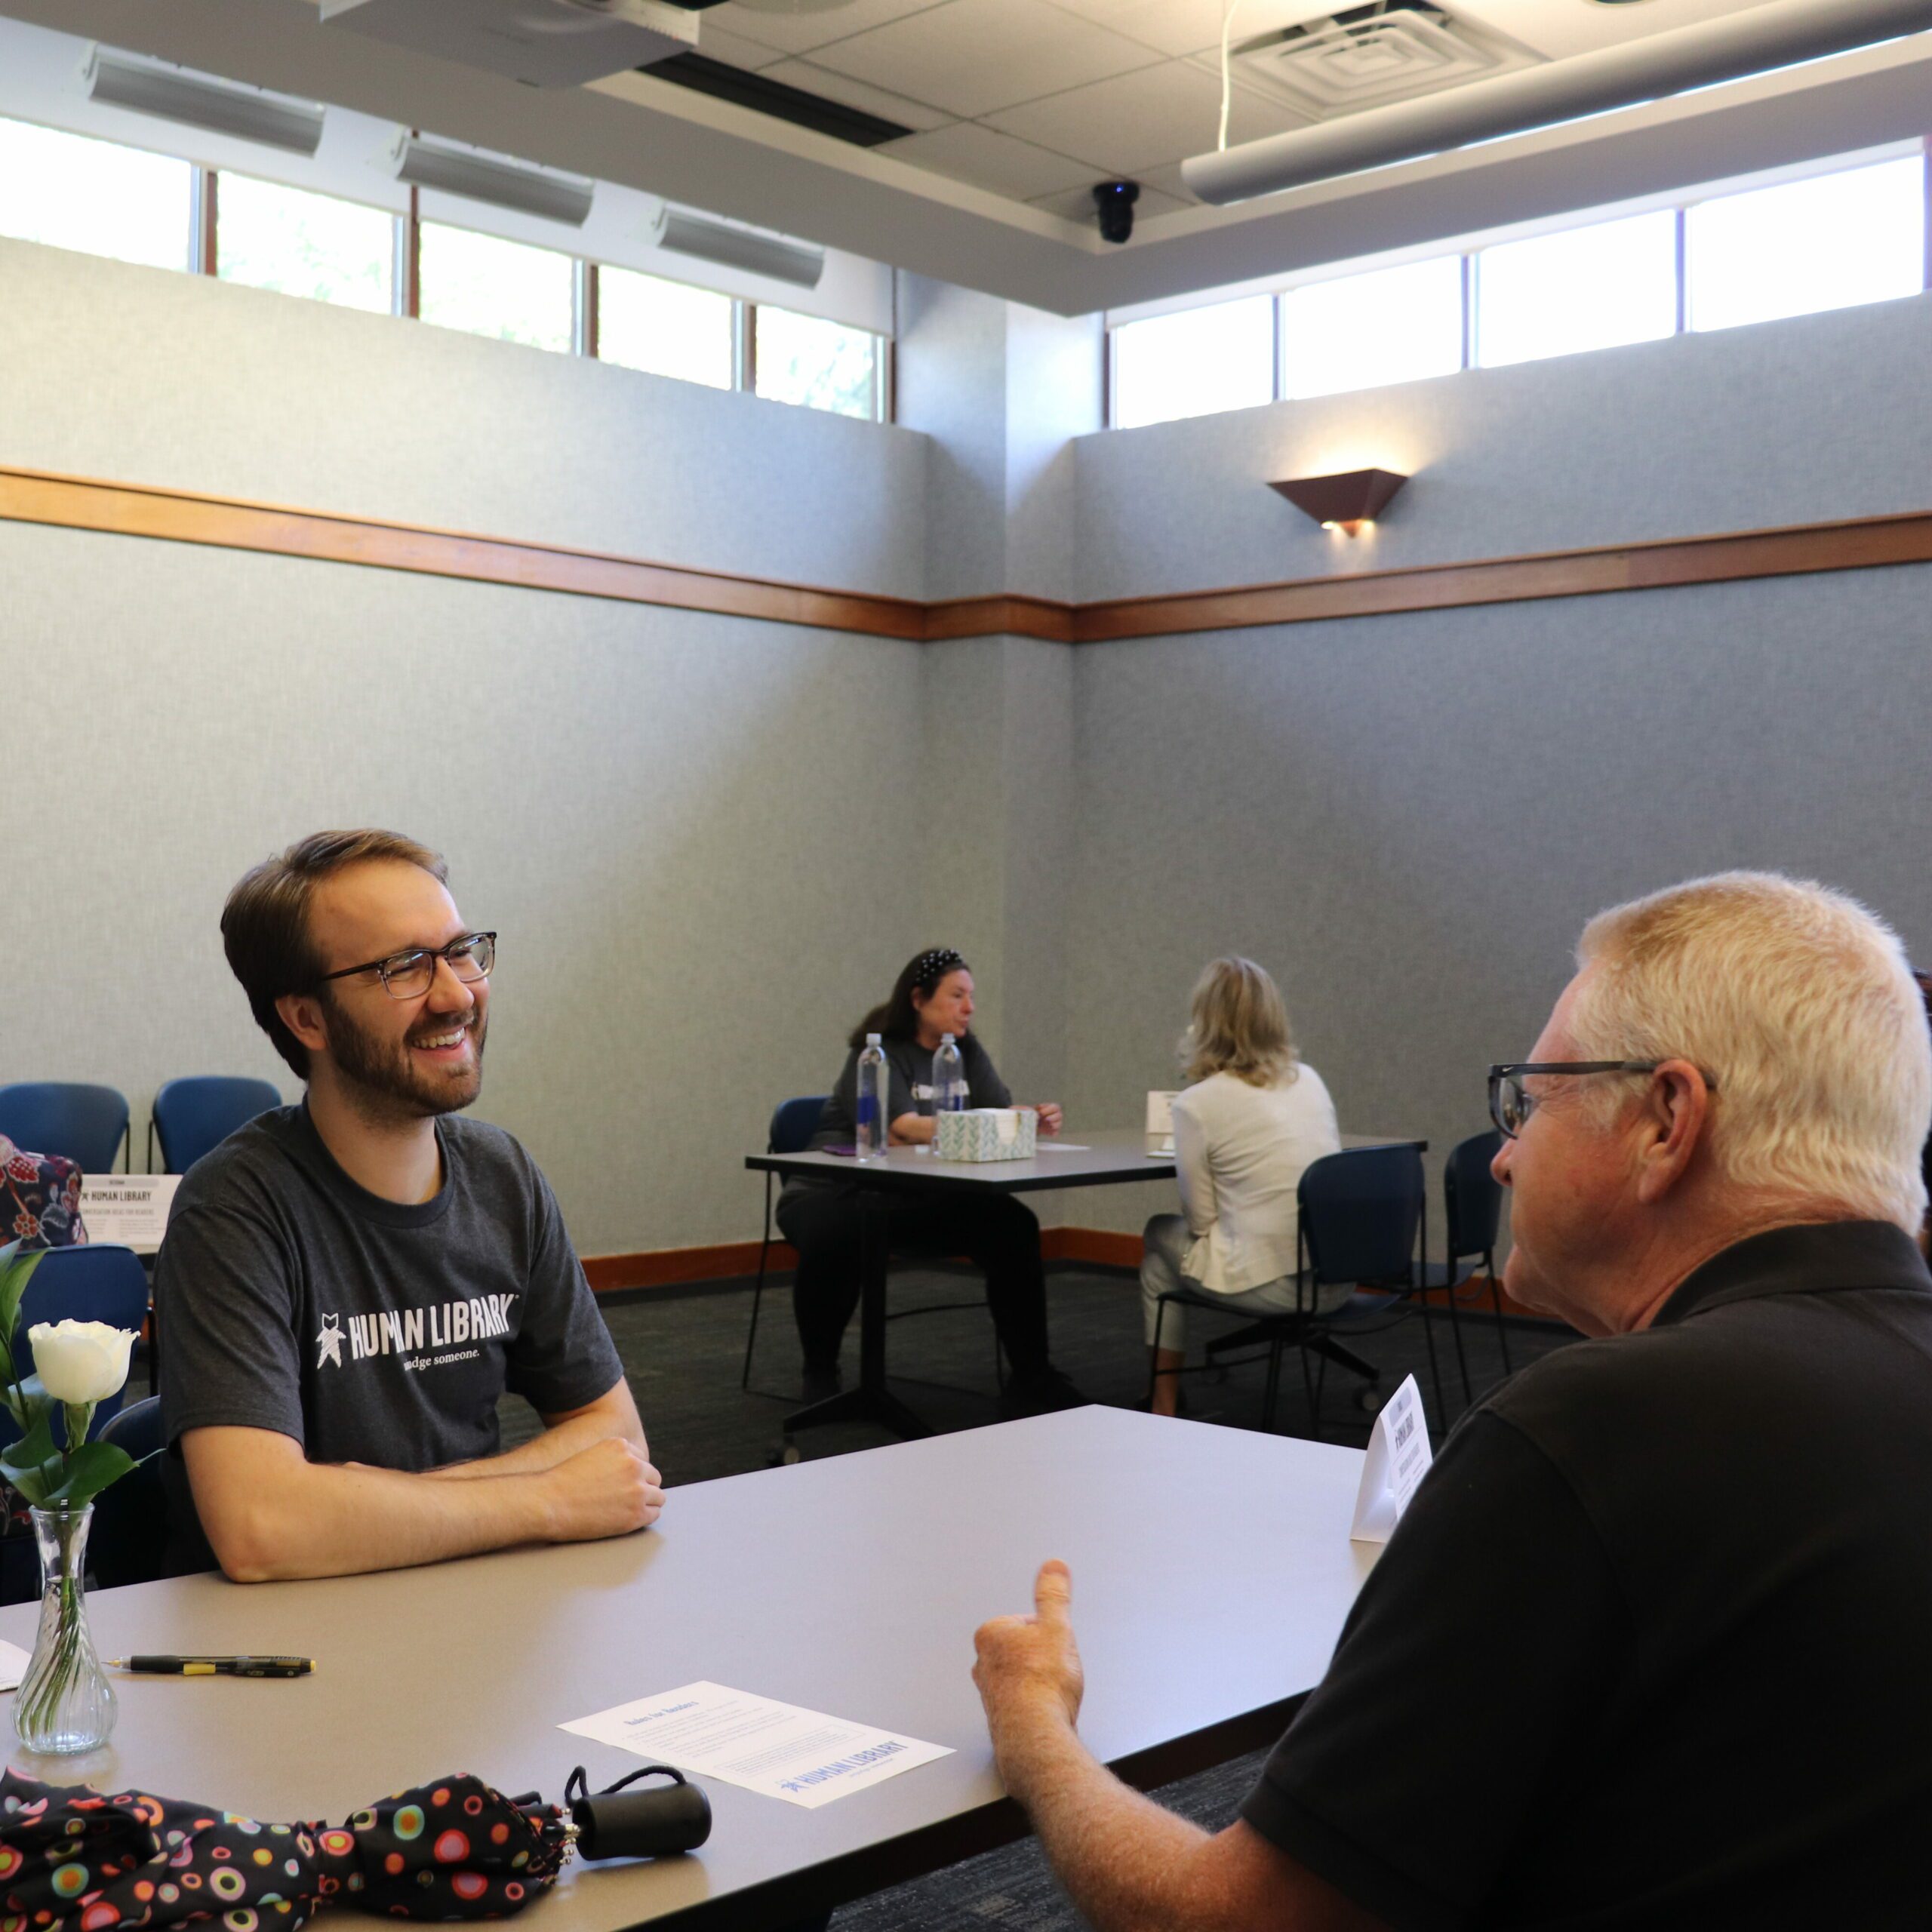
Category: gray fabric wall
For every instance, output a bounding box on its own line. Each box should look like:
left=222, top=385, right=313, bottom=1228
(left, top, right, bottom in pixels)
left=0, top=239, right=932, bottom=1256
left=1059, top=293, right=1932, bottom=1231
left=8, top=231, right=1930, bottom=1261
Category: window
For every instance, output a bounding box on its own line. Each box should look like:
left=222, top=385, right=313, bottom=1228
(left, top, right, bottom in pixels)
left=1112, top=296, right=1275, bottom=429
left=216, top=172, right=394, bottom=314
left=598, top=266, right=734, bottom=389
left=0, top=115, right=190, bottom=271
left=1688, top=155, right=1926, bottom=334
left=1475, top=210, right=1678, bottom=368
left=417, top=220, right=574, bottom=352
left=753, top=307, right=880, bottom=420
left=1282, top=257, right=1465, bottom=399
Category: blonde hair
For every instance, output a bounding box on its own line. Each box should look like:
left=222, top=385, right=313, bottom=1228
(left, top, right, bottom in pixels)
left=1570, top=872, right=1930, bottom=1231
left=1183, top=958, right=1297, bottom=1088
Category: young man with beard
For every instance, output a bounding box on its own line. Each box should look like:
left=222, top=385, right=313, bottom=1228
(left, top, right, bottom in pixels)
left=156, top=830, right=660, bottom=1581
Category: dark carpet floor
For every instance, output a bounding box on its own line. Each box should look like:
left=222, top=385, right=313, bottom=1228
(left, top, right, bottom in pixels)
left=500, top=1266, right=1577, bottom=1930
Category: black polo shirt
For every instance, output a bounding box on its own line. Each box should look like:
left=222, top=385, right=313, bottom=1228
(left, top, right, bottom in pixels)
left=1242, top=1220, right=1932, bottom=1930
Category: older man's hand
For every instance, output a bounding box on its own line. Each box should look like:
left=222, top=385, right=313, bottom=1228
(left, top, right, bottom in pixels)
left=974, top=1560, right=1085, bottom=1795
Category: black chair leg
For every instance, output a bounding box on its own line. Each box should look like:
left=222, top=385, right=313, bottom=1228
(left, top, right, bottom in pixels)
left=740, top=1175, right=774, bottom=1392
left=1444, top=1289, right=1473, bottom=1408
left=1419, top=1281, right=1447, bottom=1432
left=1262, top=1334, right=1284, bottom=1432
left=1307, top=1334, right=1378, bottom=1383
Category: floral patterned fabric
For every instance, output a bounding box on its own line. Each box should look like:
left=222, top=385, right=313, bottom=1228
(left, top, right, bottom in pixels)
left=0, top=1770, right=569, bottom=1931
left=0, top=1138, right=87, bottom=1251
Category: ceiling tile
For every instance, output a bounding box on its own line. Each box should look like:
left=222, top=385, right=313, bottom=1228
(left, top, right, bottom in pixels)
left=986, top=60, right=1308, bottom=176
left=806, top=0, right=1162, bottom=119
left=1027, top=179, right=1189, bottom=223
left=761, top=57, right=955, bottom=128
left=703, top=0, right=958, bottom=58
left=1448, top=0, right=1770, bottom=61
left=690, top=23, right=791, bottom=69
left=879, top=121, right=1097, bottom=198
left=1039, top=0, right=1338, bottom=59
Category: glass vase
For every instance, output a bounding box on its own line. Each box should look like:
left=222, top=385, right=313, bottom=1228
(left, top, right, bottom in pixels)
left=14, top=1505, right=115, bottom=1754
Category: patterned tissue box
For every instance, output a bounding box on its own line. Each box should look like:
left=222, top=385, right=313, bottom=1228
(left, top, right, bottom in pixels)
left=935, top=1108, right=1038, bottom=1163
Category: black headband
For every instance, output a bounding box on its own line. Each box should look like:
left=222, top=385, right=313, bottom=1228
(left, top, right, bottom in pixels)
left=911, top=949, right=964, bottom=993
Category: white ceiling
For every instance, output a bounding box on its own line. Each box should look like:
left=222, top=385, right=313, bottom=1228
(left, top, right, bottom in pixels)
left=4, top=0, right=1930, bottom=314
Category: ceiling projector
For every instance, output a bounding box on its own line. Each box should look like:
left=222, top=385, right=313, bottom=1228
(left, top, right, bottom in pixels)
left=320, top=0, right=709, bottom=87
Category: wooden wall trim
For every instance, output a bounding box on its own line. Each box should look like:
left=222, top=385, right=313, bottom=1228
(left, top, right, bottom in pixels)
left=5, top=465, right=1930, bottom=645
left=586, top=1228, right=1553, bottom=1322
left=0, top=466, right=927, bottom=641
left=1074, top=511, right=1932, bottom=641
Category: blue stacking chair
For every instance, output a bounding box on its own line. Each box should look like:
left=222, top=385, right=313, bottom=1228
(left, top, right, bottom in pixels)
left=93, top=1396, right=169, bottom=1589
left=1152, top=1143, right=1439, bottom=1438
left=741, top=1097, right=829, bottom=1392
left=0, top=1245, right=151, bottom=1451
left=1417, top=1131, right=1512, bottom=1381
left=0, top=1084, right=129, bottom=1175
left=149, top=1076, right=281, bottom=1174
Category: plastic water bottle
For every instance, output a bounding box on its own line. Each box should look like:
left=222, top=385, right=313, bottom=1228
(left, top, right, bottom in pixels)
left=932, top=1034, right=967, bottom=1126
left=856, top=1034, right=888, bottom=1161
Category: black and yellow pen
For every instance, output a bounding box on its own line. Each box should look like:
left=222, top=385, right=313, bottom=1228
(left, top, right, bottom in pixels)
left=106, top=1656, right=313, bottom=1678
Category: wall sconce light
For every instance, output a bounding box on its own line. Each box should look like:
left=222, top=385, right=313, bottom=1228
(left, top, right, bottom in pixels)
left=1269, top=468, right=1408, bottom=536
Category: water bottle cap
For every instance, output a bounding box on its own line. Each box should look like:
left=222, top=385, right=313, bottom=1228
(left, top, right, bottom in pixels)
left=940, top=1033, right=955, bottom=1044
left=866, top=1033, right=881, bottom=1045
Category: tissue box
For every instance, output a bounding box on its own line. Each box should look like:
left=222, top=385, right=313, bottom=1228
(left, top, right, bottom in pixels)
left=935, top=1108, right=1037, bottom=1163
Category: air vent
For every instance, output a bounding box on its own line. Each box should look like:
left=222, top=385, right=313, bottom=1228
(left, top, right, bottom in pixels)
left=653, top=206, right=824, bottom=287
left=390, top=134, right=596, bottom=224
left=1232, top=3, right=1534, bottom=119
left=82, top=46, right=325, bottom=154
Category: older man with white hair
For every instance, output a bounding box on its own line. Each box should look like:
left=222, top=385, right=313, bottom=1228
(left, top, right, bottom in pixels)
left=972, top=872, right=1932, bottom=1931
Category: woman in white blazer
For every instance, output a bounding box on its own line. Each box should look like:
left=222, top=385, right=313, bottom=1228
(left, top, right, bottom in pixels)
left=1143, top=958, right=1344, bottom=1416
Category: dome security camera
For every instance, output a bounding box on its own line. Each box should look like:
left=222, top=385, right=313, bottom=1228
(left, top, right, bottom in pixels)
left=1093, top=180, right=1140, bottom=245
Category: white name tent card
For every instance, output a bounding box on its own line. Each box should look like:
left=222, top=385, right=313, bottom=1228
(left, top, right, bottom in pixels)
left=561, top=1680, right=952, bottom=1810
left=1145, top=1090, right=1179, bottom=1155
left=0, top=1640, right=32, bottom=1692
left=77, top=1174, right=182, bottom=1253
left=1349, top=1374, right=1433, bottom=1544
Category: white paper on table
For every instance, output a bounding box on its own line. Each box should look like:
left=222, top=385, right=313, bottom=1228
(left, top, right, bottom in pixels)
left=77, top=1174, right=181, bottom=1253
left=0, top=1640, right=34, bottom=1692
left=1037, top=1143, right=1091, bottom=1152
left=1349, top=1374, right=1432, bottom=1544
left=560, top=1681, right=952, bottom=1810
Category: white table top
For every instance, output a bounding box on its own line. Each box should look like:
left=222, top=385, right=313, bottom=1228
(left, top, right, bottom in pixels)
left=3, top=1410, right=1377, bottom=1930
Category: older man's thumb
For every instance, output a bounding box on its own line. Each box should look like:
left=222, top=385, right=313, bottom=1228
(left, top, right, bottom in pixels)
left=1035, top=1559, right=1072, bottom=1618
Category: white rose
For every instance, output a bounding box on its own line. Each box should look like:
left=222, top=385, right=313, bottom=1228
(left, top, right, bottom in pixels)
left=29, top=1321, right=136, bottom=1404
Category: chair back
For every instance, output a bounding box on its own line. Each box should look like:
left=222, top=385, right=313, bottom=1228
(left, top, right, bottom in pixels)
left=1444, top=1131, right=1505, bottom=1263
left=0, top=1084, right=129, bottom=1176
left=1298, top=1145, right=1425, bottom=1288
left=152, top=1077, right=282, bottom=1174
left=11, top=1245, right=150, bottom=1436
left=768, top=1096, right=828, bottom=1155
left=92, top=1396, right=168, bottom=1589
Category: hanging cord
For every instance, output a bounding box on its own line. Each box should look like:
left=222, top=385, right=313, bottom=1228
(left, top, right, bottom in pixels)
left=1217, top=0, right=1251, bottom=151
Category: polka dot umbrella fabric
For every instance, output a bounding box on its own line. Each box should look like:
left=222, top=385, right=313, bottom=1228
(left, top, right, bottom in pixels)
left=0, top=1770, right=569, bottom=1932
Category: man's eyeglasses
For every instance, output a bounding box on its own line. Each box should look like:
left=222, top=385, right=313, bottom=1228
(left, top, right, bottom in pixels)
left=315, top=932, right=496, bottom=1001
left=1487, top=1060, right=1718, bottom=1140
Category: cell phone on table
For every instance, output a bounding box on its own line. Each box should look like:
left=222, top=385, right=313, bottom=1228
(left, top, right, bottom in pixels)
left=823, top=1143, right=858, bottom=1157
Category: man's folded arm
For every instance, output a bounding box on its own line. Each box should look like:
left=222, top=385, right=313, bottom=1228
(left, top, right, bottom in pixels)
left=180, top=1420, right=662, bottom=1583
left=423, top=1377, right=646, bottom=1480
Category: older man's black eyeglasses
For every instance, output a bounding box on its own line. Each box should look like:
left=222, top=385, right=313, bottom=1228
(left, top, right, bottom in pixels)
left=1487, top=1060, right=1718, bottom=1140
left=315, top=932, right=496, bottom=1001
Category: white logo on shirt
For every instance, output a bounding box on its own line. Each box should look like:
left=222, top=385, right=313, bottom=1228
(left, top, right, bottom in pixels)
left=316, top=1312, right=345, bottom=1370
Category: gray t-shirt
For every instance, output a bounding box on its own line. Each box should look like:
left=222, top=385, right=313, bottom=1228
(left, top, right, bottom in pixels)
left=156, top=1104, right=624, bottom=1472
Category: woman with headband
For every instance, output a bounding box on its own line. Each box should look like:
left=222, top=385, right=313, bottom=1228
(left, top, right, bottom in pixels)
left=775, top=947, right=1083, bottom=1417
